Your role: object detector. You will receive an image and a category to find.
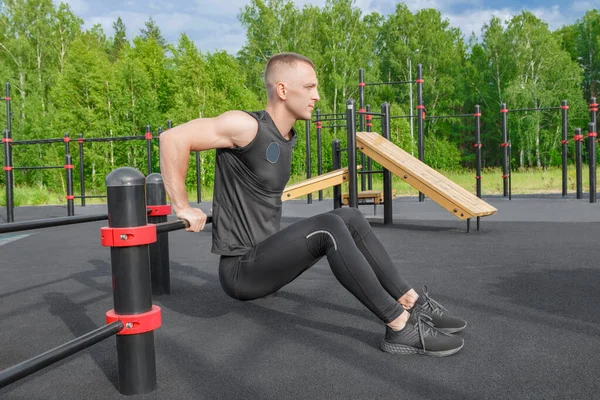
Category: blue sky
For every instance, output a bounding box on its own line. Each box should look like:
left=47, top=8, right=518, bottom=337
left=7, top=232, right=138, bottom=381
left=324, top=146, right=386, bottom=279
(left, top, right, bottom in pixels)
left=62, top=0, right=599, bottom=54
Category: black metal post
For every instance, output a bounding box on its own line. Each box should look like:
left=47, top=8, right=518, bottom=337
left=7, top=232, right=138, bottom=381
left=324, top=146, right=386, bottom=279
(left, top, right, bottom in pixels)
left=64, top=142, right=75, bottom=217
left=508, top=140, right=512, bottom=201
left=146, top=125, right=152, bottom=175
left=359, top=68, right=366, bottom=191
left=146, top=173, right=170, bottom=296
left=561, top=100, right=569, bottom=196
left=332, top=139, right=342, bottom=209
left=305, top=120, right=312, bottom=204
left=195, top=152, right=201, bottom=203
left=346, top=99, right=358, bottom=208
left=106, top=167, right=157, bottom=395
left=588, top=122, right=597, bottom=203
left=591, top=97, right=598, bottom=132
left=575, top=128, right=583, bottom=199
left=417, top=65, right=424, bottom=202
left=366, top=104, right=373, bottom=190
left=78, top=134, right=85, bottom=207
left=0, top=321, right=124, bottom=388
left=316, top=109, right=323, bottom=201
left=3, top=82, right=14, bottom=222
left=501, top=103, right=508, bottom=197
left=381, top=103, right=393, bottom=225
left=474, top=105, right=482, bottom=231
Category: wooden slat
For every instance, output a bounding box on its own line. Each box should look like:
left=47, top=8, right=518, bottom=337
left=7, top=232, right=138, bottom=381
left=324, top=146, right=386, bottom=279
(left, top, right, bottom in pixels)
left=357, top=131, right=497, bottom=220
left=282, top=167, right=350, bottom=201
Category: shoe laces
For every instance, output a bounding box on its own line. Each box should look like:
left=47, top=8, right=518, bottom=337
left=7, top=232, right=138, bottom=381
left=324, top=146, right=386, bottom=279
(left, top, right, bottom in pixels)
left=414, top=312, right=452, bottom=352
left=418, top=285, right=447, bottom=317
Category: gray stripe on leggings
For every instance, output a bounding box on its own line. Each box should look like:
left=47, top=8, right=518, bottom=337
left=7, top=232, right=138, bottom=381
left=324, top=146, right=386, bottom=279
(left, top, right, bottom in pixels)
left=306, top=230, right=338, bottom=251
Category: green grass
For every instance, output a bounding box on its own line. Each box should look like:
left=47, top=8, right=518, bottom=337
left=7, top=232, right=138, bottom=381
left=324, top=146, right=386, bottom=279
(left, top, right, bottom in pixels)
left=1, top=166, right=598, bottom=206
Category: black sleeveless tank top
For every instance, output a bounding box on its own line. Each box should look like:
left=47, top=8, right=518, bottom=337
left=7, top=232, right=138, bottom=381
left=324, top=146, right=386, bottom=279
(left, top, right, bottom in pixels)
left=211, top=110, right=297, bottom=255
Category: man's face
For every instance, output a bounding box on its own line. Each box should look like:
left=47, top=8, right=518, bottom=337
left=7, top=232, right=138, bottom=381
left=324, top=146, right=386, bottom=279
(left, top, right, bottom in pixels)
left=282, top=62, right=320, bottom=120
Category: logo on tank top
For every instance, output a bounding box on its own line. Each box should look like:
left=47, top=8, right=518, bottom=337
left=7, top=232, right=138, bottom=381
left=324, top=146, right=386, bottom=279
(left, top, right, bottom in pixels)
left=266, top=142, right=280, bottom=164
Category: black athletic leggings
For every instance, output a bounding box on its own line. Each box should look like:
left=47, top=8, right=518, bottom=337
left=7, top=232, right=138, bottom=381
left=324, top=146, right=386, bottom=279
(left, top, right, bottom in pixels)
left=218, top=207, right=411, bottom=323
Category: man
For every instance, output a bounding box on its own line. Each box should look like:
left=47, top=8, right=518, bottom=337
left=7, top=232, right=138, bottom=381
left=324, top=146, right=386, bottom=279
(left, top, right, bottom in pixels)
left=159, top=52, right=466, bottom=357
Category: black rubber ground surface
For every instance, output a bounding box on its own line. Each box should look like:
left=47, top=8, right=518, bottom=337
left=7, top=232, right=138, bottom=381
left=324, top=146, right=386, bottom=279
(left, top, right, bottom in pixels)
left=1, top=196, right=599, bottom=399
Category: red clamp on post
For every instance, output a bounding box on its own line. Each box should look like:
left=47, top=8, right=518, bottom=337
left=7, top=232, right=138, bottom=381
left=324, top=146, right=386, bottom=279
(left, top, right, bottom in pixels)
left=501, top=108, right=508, bottom=113
left=101, top=225, right=157, bottom=247
left=417, top=105, right=425, bottom=109
left=315, top=122, right=322, bottom=129
left=561, top=140, right=569, bottom=144
left=501, top=143, right=509, bottom=147
left=590, top=103, right=598, bottom=112
left=474, top=143, right=482, bottom=148
left=2, top=138, right=12, bottom=143
left=145, top=133, right=153, bottom=140
left=366, top=123, right=373, bottom=127
left=358, top=82, right=366, bottom=87
left=64, top=164, right=74, bottom=169
left=366, top=115, right=372, bottom=121
left=474, top=113, right=482, bottom=117
left=588, top=132, right=598, bottom=138
left=574, top=135, right=584, bottom=141
left=78, top=138, right=84, bottom=143
left=358, top=108, right=366, bottom=113
left=147, top=205, right=172, bottom=217
left=106, top=305, right=162, bottom=335
left=475, top=176, right=481, bottom=180
left=502, top=174, right=509, bottom=179
left=416, top=79, right=424, bottom=83
left=66, top=195, right=75, bottom=200
left=4, top=97, right=10, bottom=101
left=63, top=136, right=70, bottom=143
left=3, top=166, right=12, bottom=171
left=562, top=105, right=569, bottom=110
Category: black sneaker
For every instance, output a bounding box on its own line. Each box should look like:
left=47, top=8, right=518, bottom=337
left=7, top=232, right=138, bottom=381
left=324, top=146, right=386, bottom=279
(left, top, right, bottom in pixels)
left=410, top=286, right=467, bottom=334
left=380, top=313, right=464, bottom=357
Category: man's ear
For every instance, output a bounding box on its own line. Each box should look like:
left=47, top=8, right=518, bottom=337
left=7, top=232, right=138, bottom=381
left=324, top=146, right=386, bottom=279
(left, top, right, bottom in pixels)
left=276, top=82, right=287, bottom=100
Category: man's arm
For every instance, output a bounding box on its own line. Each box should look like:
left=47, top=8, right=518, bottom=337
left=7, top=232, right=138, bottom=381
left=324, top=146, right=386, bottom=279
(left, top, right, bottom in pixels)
left=159, top=110, right=258, bottom=231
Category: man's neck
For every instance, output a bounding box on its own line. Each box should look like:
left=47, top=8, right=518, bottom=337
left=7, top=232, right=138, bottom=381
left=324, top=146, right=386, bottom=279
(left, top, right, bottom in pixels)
left=265, top=104, right=296, bottom=140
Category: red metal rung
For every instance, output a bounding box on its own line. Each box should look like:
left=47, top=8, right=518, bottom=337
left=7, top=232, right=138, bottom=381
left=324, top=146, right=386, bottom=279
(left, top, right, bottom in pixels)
left=147, top=205, right=172, bottom=217
left=106, top=305, right=162, bottom=335
left=100, top=225, right=157, bottom=247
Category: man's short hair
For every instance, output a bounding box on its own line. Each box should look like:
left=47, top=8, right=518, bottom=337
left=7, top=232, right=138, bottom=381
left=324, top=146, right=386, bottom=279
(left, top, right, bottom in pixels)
left=264, top=52, right=315, bottom=92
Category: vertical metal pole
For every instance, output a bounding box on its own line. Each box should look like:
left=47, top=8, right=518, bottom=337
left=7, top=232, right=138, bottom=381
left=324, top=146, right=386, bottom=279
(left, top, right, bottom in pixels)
left=561, top=100, right=569, bottom=196
left=3, top=83, right=13, bottom=222
left=358, top=68, right=366, bottom=191
left=575, top=128, right=583, bottom=199
left=366, top=104, right=373, bottom=190
left=195, top=152, right=201, bottom=204
left=78, top=134, right=85, bottom=207
left=591, top=97, right=598, bottom=133
left=332, top=139, right=342, bottom=209
left=417, top=65, right=424, bottom=202
left=501, top=103, right=508, bottom=197
left=475, top=105, right=482, bottom=231
left=589, top=122, right=597, bottom=204
left=508, top=140, right=512, bottom=201
left=146, top=125, right=152, bottom=175
left=64, top=134, right=74, bottom=216
left=316, top=108, right=323, bottom=201
left=316, top=109, right=323, bottom=201
left=156, top=126, right=162, bottom=171
left=381, top=103, right=393, bottom=225
left=346, top=99, right=358, bottom=208
left=146, top=173, right=170, bottom=296
left=305, top=120, right=312, bottom=204
left=106, top=167, right=157, bottom=395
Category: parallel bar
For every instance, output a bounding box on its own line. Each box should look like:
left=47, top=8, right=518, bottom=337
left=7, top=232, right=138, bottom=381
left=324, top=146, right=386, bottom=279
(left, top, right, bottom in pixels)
left=155, top=218, right=212, bottom=234
left=74, top=195, right=107, bottom=199
left=316, top=109, right=323, bottom=201
left=390, top=115, right=418, bottom=119
left=507, top=107, right=562, bottom=112
left=11, top=138, right=65, bottom=145
left=561, top=100, right=568, bottom=197
left=3, top=83, right=13, bottom=222
left=12, top=166, right=63, bottom=170
left=417, top=64, right=424, bottom=202
left=365, top=80, right=414, bottom=86
left=313, top=112, right=345, bottom=117
left=426, top=113, right=475, bottom=119
left=588, top=122, right=597, bottom=204
left=346, top=99, right=358, bottom=208
left=381, top=102, right=393, bottom=225
left=575, top=128, right=583, bottom=199
left=0, top=321, right=124, bottom=388
left=501, top=103, right=508, bottom=197
left=359, top=69, right=366, bottom=191
left=0, top=213, right=108, bottom=234
left=78, top=133, right=86, bottom=207
left=366, top=104, right=373, bottom=190
left=78, top=136, right=147, bottom=143
left=305, top=120, right=312, bottom=204
left=356, top=111, right=384, bottom=117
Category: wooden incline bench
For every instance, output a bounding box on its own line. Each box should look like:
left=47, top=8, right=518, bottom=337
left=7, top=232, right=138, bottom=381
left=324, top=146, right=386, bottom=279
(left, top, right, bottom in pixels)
left=282, top=167, right=351, bottom=201
left=356, top=131, right=497, bottom=220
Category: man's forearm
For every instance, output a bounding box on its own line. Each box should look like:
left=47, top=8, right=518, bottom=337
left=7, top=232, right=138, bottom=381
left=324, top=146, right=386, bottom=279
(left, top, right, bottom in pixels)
left=160, top=136, right=191, bottom=213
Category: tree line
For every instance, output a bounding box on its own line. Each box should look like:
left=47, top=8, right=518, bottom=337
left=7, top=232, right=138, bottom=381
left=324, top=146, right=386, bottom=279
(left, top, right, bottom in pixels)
left=0, top=0, right=598, bottom=193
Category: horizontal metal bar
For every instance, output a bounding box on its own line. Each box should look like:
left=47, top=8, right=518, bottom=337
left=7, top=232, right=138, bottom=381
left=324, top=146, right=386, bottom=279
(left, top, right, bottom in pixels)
left=12, top=166, right=64, bottom=170
left=365, top=81, right=414, bottom=86
left=11, top=138, right=64, bottom=145
left=81, top=136, right=147, bottom=143
left=356, top=111, right=384, bottom=117
left=74, top=195, right=107, bottom=199
left=320, top=125, right=347, bottom=129
left=390, top=115, right=418, bottom=119
left=0, top=321, right=123, bottom=388
left=0, top=213, right=108, bottom=234
left=155, top=217, right=211, bottom=234
left=506, top=107, right=562, bottom=112
left=314, top=113, right=346, bottom=117
left=426, top=114, right=476, bottom=119
left=314, top=117, right=347, bottom=122
left=357, top=170, right=384, bottom=175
